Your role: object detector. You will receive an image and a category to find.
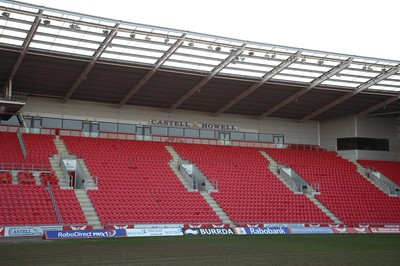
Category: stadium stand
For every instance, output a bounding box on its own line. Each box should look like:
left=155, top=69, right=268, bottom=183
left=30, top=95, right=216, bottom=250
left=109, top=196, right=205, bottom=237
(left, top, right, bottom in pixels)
left=358, top=160, right=400, bottom=187
left=0, top=184, right=58, bottom=225
left=61, top=136, right=221, bottom=225
left=0, top=132, right=88, bottom=226
left=173, top=143, right=332, bottom=223
left=266, top=148, right=400, bottom=226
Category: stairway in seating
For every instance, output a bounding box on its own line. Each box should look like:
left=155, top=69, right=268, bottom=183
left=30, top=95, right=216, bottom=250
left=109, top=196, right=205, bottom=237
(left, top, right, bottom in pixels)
left=305, top=194, right=342, bottom=224
left=352, top=160, right=388, bottom=194
left=165, top=146, right=192, bottom=190
left=75, top=189, right=102, bottom=229
left=53, top=136, right=69, bottom=154
left=259, top=151, right=294, bottom=192
left=77, top=158, right=97, bottom=189
left=201, top=191, right=234, bottom=226
left=262, top=150, right=343, bottom=224
left=49, top=137, right=69, bottom=187
left=166, top=145, right=231, bottom=225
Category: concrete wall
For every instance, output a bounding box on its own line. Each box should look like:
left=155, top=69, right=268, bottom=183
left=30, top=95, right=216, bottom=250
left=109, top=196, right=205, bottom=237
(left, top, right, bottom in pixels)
left=356, top=116, right=399, bottom=161
left=320, top=115, right=399, bottom=161
left=21, top=97, right=319, bottom=145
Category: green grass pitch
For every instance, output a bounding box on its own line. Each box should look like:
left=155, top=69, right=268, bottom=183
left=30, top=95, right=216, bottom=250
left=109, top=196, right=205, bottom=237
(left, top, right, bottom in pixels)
left=1, top=235, right=400, bottom=265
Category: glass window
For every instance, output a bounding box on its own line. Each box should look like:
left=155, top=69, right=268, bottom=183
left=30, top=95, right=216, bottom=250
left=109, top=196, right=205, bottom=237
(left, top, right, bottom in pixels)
left=118, top=123, right=135, bottom=133
left=25, top=117, right=32, bottom=127
left=42, top=117, right=62, bottom=128
left=168, top=127, right=184, bottom=137
left=62, top=119, right=83, bottom=130
left=33, top=118, right=42, bottom=128
left=184, top=129, right=199, bottom=138
left=0, top=115, right=20, bottom=125
left=245, top=132, right=258, bottom=141
left=151, top=126, right=168, bottom=135
left=200, top=130, right=215, bottom=139
left=259, top=133, right=273, bottom=142
left=231, top=132, right=245, bottom=141
left=100, top=122, right=117, bottom=132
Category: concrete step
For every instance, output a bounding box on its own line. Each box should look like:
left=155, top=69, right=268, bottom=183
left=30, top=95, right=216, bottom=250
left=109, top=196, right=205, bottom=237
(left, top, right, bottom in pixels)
left=200, top=191, right=233, bottom=226
left=74, top=189, right=102, bottom=227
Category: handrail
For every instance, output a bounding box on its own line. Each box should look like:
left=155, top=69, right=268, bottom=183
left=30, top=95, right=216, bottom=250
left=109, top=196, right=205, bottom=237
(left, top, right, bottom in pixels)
left=47, top=185, right=63, bottom=225
left=0, top=162, right=52, bottom=172
left=178, top=160, right=196, bottom=190
left=366, top=168, right=399, bottom=196
left=16, top=128, right=27, bottom=158
left=278, top=164, right=301, bottom=193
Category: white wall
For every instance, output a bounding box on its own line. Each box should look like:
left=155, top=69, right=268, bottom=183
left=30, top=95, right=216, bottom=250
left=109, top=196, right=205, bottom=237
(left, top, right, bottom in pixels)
left=320, top=115, right=356, bottom=150
left=319, top=115, right=399, bottom=161
left=356, top=116, right=399, bottom=161
left=22, top=97, right=319, bottom=144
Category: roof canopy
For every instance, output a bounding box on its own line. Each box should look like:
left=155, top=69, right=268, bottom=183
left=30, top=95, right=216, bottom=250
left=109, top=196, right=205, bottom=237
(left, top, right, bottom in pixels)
left=1, top=0, right=399, bottom=121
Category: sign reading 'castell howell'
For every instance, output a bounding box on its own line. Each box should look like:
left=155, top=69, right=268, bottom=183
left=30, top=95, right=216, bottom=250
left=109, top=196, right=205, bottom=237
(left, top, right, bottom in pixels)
left=149, top=119, right=239, bottom=131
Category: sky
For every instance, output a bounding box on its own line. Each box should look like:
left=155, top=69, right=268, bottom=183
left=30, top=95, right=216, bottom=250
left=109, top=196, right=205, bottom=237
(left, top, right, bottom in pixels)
left=14, top=0, right=400, bottom=61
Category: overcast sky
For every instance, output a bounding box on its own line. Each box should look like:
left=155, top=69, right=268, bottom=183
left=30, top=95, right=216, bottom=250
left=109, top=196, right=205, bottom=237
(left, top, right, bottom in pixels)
left=17, top=0, right=400, bottom=60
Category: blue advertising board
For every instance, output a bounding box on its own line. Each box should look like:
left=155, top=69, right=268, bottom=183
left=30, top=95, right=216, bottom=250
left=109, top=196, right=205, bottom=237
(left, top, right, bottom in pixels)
left=242, top=227, right=291, bottom=235
left=44, top=229, right=127, bottom=240
left=290, top=227, right=333, bottom=234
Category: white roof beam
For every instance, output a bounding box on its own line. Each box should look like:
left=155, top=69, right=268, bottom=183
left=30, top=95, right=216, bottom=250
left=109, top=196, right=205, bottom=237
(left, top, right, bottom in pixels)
left=62, top=23, right=120, bottom=104
left=116, top=34, right=186, bottom=108
left=357, top=94, right=400, bottom=117
left=257, top=57, right=353, bottom=120
left=213, top=50, right=302, bottom=116
left=300, top=64, right=400, bottom=121
left=3, top=9, right=43, bottom=91
left=167, top=43, right=247, bottom=113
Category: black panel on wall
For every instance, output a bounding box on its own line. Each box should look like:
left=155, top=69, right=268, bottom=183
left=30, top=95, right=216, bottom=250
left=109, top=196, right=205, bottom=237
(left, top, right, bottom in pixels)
left=337, top=137, right=389, bottom=151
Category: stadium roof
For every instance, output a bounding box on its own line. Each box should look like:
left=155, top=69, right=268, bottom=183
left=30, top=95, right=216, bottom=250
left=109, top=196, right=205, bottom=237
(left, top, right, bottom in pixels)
left=0, top=0, right=399, bottom=121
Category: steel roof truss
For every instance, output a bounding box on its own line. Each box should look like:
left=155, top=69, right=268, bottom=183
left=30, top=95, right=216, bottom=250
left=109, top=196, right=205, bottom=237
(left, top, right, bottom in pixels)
left=256, top=57, right=353, bottom=119
left=3, top=9, right=43, bottom=91
left=300, top=64, right=400, bottom=121
left=213, top=50, right=302, bottom=116
left=62, top=23, right=119, bottom=103
left=167, top=43, right=247, bottom=112
left=116, top=34, right=186, bottom=108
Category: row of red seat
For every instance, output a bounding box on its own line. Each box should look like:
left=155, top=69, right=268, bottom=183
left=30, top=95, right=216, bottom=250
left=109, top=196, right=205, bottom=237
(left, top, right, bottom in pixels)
left=62, top=136, right=222, bottom=225
left=358, top=160, right=400, bottom=187
left=174, top=143, right=332, bottom=223
left=267, top=148, right=400, bottom=225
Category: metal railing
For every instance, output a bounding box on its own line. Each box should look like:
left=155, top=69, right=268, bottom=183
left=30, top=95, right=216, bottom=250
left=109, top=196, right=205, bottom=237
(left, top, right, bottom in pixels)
left=366, top=168, right=400, bottom=196
left=178, top=160, right=197, bottom=190
left=16, top=127, right=27, bottom=158
left=47, top=185, right=63, bottom=225
left=278, top=164, right=303, bottom=193
left=1, top=124, right=328, bottom=151
left=0, top=162, right=52, bottom=172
